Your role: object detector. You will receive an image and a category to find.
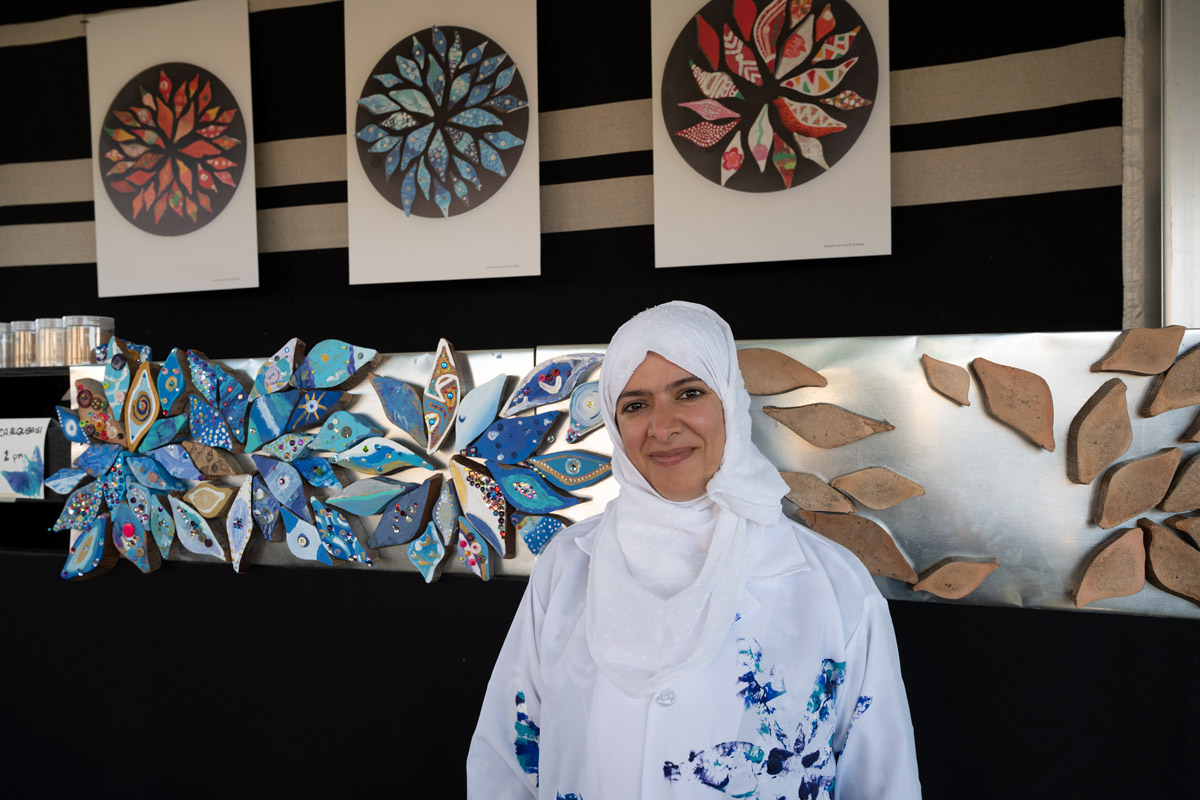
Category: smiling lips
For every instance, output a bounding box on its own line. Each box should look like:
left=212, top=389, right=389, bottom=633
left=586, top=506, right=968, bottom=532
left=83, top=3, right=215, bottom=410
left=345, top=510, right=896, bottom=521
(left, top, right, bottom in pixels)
left=648, top=447, right=696, bottom=467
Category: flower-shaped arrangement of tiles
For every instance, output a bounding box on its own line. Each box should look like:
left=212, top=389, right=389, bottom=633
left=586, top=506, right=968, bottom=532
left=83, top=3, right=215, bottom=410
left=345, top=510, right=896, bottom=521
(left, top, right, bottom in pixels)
left=98, top=63, right=246, bottom=234
left=52, top=336, right=612, bottom=585
left=354, top=25, right=529, bottom=217
left=662, top=0, right=877, bottom=191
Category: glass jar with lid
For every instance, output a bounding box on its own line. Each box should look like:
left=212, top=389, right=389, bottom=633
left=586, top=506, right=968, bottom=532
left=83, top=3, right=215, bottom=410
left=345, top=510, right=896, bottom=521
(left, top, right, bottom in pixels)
left=63, top=315, right=115, bottom=365
left=36, top=317, right=65, bottom=367
left=12, top=321, right=35, bottom=368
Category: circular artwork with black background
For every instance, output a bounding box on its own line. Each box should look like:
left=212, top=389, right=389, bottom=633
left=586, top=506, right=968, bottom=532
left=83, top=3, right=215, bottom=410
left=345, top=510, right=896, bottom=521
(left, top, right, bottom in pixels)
left=354, top=25, right=529, bottom=218
left=662, top=0, right=877, bottom=192
left=98, top=62, right=247, bottom=235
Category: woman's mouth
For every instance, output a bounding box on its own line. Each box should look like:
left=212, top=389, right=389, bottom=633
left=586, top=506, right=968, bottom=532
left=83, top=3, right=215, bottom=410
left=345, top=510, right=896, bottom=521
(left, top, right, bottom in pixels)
left=648, top=447, right=695, bottom=467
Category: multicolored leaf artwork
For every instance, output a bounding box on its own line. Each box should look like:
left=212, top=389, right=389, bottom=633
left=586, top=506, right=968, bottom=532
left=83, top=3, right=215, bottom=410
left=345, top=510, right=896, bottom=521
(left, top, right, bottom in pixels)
left=98, top=62, right=246, bottom=235
left=355, top=25, right=529, bottom=218
left=662, top=0, right=877, bottom=191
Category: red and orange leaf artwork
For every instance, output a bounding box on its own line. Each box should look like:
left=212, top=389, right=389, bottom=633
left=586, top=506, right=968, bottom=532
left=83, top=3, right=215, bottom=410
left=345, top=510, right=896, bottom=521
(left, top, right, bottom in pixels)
left=98, top=62, right=247, bottom=235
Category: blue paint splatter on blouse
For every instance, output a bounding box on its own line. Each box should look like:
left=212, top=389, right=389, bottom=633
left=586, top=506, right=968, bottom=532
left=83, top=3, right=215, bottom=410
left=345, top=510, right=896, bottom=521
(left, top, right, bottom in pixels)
left=514, top=690, right=540, bottom=785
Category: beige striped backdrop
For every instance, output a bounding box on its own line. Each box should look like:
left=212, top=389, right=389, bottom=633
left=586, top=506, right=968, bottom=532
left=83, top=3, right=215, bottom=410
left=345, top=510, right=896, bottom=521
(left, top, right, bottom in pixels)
left=0, top=3, right=1141, bottom=322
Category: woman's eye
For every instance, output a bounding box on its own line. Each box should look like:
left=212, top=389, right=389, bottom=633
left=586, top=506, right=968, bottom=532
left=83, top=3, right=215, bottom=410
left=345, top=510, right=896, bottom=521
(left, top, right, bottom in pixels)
left=621, top=401, right=645, bottom=414
left=681, top=387, right=704, bottom=399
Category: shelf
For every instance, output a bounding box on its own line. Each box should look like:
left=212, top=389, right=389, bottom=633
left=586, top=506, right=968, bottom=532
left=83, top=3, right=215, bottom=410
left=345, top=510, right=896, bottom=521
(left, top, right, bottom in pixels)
left=0, top=367, right=72, bottom=379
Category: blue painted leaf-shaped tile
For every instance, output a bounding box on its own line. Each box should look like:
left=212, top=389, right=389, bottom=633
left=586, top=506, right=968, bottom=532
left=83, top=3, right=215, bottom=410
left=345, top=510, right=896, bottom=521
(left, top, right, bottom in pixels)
left=137, top=414, right=190, bottom=453
left=407, top=521, right=447, bottom=583
left=252, top=475, right=281, bottom=541
left=286, top=389, right=345, bottom=431
left=55, top=406, right=89, bottom=444
left=251, top=337, right=303, bottom=399
left=449, top=455, right=510, bottom=557
left=449, top=70, right=473, bottom=106
left=126, top=455, right=187, bottom=492
left=281, top=508, right=333, bottom=565
left=332, top=437, right=432, bottom=475
left=483, top=131, right=524, bottom=150
left=312, top=410, right=384, bottom=453
left=52, top=480, right=103, bottom=532
left=252, top=454, right=310, bottom=523
left=426, top=53, right=445, bottom=106
left=358, top=93, right=401, bottom=115
left=447, top=127, right=479, bottom=162
left=311, top=497, right=373, bottom=566
left=60, top=514, right=116, bottom=580
left=393, top=88, right=433, bottom=119
left=369, top=135, right=401, bottom=153
left=357, top=124, right=387, bottom=143
left=148, top=443, right=205, bottom=481
left=432, top=25, right=447, bottom=57
left=462, top=40, right=486, bottom=69
left=454, top=156, right=482, bottom=190
left=100, top=453, right=129, bottom=509
left=448, top=30, right=463, bottom=70
left=126, top=482, right=152, bottom=530
left=452, top=177, right=469, bottom=205
left=423, top=338, right=461, bottom=453
left=489, top=461, right=581, bottom=515
left=428, top=129, right=449, bottom=179
left=381, top=111, right=418, bottom=132
left=456, top=517, right=491, bottom=581
left=464, top=410, right=559, bottom=465
left=149, top=494, right=175, bottom=560
left=102, top=337, right=134, bottom=419
left=495, top=65, right=516, bottom=93
left=157, top=347, right=190, bottom=414
left=501, top=353, right=604, bottom=418
left=396, top=54, right=422, bottom=85
left=450, top=108, right=503, bottom=128
left=399, top=162, right=416, bottom=213
left=327, top=476, right=418, bottom=517
left=478, top=140, right=506, bottom=177
left=45, top=468, right=88, bottom=495
left=433, top=178, right=451, bottom=216
left=293, top=340, right=377, bottom=390
left=488, top=94, right=528, bottom=113
left=522, top=450, right=612, bottom=490
left=373, top=72, right=401, bottom=89
left=370, top=373, right=427, bottom=447
left=76, top=443, right=122, bottom=477
left=417, top=157, right=432, bottom=199
left=189, top=395, right=234, bottom=451
left=112, top=501, right=159, bottom=574
left=259, top=433, right=314, bottom=463
left=369, top=474, right=441, bottom=548
left=566, top=380, right=603, bottom=443
left=479, top=53, right=507, bottom=80
left=388, top=143, right=405, bottom=184
left=245, top=389, right=301, bottom=453
left=466, top=82, right=492, bottom=108
left=512, top=513, right=569, bottom=556
left=227, top=477, right=254, bottom=573
left=293, top=456, right=342, bottom=490
left=169, top=496, right=228, bottom=561
left=186, top=350, right=219, bottom=405
left=214, top=367, right=249, bottom=443
left=453, top=373, right=506, bottom=451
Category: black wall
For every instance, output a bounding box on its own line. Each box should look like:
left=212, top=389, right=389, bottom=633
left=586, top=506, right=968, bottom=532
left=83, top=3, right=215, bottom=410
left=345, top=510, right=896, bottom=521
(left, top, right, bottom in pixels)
left=3, top=3, right=1191, bottom=798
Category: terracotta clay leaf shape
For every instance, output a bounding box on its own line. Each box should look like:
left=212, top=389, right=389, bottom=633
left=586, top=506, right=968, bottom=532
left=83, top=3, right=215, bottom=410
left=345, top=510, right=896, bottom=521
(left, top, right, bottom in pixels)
left=1141, top=517, right=1200, bottom=607
left=1073, top=527, right=1146, bottom=609
left=1180, top=412, right=1200, bottom=443
left=736, top=347, right=826, bottom=395
left=831, top=467, right=925, bottom=510
left=1165, top=514, right=1200, bottom=549
left=182, top=482, right=235, bottom=519
left=794, top=510, right=917, bottom=583
left=920, top=354, right=970, bottom=406
left=762, top=403, right=893, bottom=449
left=1093, top=447, right=1182, bottom=529
left=1066, top=378, right=1132, bottom=485
left=971, top=357, right=1055, bottom=451
left=1160, top=451, right=1200, bottom=513
left=912, top=558, right=999, bottom=600
left=181, top=440, right=244, bottom=477
left=780, top=471, right=855, bottom=513
left=1141, top=343, right=1200, bottom=417
left=1091, top=326, right=1185, bottom=374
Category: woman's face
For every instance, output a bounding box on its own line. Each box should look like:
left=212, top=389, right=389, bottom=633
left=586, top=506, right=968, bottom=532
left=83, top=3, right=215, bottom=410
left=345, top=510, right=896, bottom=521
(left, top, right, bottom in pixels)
left=615, top=351, right=726, bottom=501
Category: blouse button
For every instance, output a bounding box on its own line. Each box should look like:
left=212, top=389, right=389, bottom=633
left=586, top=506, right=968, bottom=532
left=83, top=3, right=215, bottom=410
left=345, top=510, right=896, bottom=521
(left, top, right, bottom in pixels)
left=654, top=689, right=676, bottom=707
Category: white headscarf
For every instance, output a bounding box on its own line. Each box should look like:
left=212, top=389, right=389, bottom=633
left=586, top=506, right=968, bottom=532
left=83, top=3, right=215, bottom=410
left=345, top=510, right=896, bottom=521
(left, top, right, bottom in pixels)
left=584, top=301, right=789, bottom=697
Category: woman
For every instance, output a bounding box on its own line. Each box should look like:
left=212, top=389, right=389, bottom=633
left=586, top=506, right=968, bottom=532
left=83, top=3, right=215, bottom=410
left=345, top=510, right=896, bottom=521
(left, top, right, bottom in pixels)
left=468, top=302, right=920, bottom=799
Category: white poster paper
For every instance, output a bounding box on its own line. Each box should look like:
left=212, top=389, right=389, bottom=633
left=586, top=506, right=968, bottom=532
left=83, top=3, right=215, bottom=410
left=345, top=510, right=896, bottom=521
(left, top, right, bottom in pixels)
left=344, top=0, right=540, bottom=285
left=0, top=418, right=48, bottom=500
left=651, top=0, right=890, bottom=268
left=87, top=0, right=259, bottom=297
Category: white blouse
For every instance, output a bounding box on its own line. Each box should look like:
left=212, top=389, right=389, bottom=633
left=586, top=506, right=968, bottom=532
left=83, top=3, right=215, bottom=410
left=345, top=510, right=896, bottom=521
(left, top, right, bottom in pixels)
left=467, top=515, right=922, bottom=800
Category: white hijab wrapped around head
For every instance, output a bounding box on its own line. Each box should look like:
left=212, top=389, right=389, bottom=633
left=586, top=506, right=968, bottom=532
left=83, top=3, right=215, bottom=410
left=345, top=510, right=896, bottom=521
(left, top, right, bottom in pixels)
left=584, top=301, right=789, bottom=697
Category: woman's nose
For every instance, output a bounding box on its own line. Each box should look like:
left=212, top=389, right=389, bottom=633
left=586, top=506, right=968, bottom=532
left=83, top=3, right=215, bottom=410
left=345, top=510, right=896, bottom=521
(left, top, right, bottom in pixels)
left=647, top=403, right=680, bottom=440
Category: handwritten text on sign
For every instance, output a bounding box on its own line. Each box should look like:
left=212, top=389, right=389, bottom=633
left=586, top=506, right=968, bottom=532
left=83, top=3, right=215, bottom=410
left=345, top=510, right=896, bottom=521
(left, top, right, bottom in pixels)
left=0, top=418, right=48, bottom=500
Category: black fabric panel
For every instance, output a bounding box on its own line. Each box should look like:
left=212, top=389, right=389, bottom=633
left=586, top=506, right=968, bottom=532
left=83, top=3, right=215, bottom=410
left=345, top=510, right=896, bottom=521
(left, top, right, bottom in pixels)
left=255, top=180, right=346, bottom=210
left=248, top=1, right=346, bottom=142
left=0, top=0, right=177, bottom=25
left=539, top=150, right=653, bottom=186
left=0, top=38, right=90, bottom=164
left=0, top=201, right=94, bottom=225
left=891, top=98, right=1123, bottom=153
left=889, top=1, right=1125, bottom=71
left=537, top=0, right=652, bottom=112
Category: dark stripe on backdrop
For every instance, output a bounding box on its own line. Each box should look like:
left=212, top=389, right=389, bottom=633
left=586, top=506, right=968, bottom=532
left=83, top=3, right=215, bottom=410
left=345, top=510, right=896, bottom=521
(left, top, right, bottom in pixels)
left=256, top=180, right=347, bottom=210
left=890, top=98, right=1123, bottom=153
left=0, top=201, right=93, bottom=226
left=539, top=151, right=653, bottom=186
